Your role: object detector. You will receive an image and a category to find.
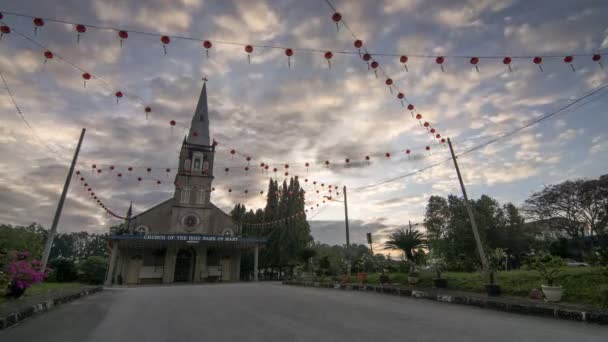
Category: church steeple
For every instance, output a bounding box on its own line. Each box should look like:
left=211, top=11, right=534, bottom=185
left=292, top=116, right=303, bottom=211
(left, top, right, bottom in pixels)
left=187, top=81, right=210, bottom=146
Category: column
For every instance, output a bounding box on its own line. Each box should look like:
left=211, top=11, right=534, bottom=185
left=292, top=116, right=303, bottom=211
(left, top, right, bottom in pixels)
left=253, top=244, right=259, bottom=282
left=104, top=242, right=118, bottom=286
left=162, top=245, right=177, bottom=284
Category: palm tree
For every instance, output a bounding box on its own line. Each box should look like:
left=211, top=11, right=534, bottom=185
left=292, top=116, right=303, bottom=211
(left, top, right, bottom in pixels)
left=384, top=227, right=427, bottom=262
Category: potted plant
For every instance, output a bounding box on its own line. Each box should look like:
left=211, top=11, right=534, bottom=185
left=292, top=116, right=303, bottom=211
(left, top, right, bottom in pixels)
left=484, top=248, right=504, bottom=296
left=528, top=252, right=564, bottom=302
left=429, top=258, right=447, bottom=288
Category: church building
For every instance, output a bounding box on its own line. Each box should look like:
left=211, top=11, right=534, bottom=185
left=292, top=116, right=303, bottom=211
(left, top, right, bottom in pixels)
left=104, top=83, right=265, bottom=285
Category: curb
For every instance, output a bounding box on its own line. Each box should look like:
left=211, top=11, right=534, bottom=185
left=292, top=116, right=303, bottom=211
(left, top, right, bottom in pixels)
left=283, top=281, right=608, bottom=325
left=0, top=287, right=103, bottom=330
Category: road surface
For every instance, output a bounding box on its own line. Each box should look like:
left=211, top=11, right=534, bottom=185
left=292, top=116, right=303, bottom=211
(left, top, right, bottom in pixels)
left=1, top=282, right=606, bottom=341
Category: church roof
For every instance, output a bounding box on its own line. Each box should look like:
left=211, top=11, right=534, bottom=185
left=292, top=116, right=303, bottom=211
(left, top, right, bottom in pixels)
left=186, top=82, right=210, bottom=146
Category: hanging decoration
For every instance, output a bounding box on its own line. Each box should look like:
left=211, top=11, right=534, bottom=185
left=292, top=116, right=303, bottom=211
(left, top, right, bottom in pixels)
left=397, top=92, right=405, bottom=107
left=43, top=50, right=53, bottom=65
left=144, top=106, right=151, bottom=119
left=503, top=57, right=512, bottom=72
left=203, top=40, right=212, bottom=57
left=353, top=39, right=363, bottom=56
left=324, top=51, right=333, bottom=69
left=81, top=72, right=91, bottom=87
left=470, top=57, right=480, bottom=72
left=0, top=25, right=10, bottom=39
left=592, top=54, right=603, bottom=69
left=533, top=56, right=543, bottom=72
left=33, top=17, right=44, bottom=35
left=436, top=56, right=445, bottom=72
left=400, top=55, right=408, bottom=72
left=245, top=45, right=253, bottom=64
left=331, top=12, right=342, bottom=31
left=285, top=48, right=294, bottom=68
left=362, top=53, right=371, bottom=69
left=370, top=60, right=379, bottom=77
left=161, top=35, right=170, bottom=54
left=564, top=56, right=575, bottom=72
left=115, top=91, right=123, bottom=103
left=385, top=78, right=393, bottom=94
left=118, top=30, right=128, bottom=47
left=75, top=24, right=86, bottom=43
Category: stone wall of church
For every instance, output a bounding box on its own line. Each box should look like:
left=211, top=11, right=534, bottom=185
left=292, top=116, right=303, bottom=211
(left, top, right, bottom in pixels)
left=130, top=199, right=173, bottom=234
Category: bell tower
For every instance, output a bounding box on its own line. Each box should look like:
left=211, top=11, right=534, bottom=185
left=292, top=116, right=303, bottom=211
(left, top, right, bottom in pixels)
left=170, top=81, right=215, bottom=233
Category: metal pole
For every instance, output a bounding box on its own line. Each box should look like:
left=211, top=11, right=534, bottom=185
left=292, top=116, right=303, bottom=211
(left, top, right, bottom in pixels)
left=343, top=185, right=351, bottom=278
left=41, top=128, right=86, bottom=271
left=447, top=138, right=489, bottom=275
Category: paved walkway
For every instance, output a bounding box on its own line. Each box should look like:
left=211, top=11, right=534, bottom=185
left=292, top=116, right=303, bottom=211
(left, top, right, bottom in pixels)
left=1, top=282, right=606, bottom=341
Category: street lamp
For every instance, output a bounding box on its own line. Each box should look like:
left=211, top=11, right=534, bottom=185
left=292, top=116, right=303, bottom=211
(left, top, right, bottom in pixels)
left=323, top=185, right=351, bottom=278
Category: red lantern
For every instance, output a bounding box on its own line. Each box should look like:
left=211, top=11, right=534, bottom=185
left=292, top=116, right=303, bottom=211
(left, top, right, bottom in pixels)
left=137, top=177, right=142, bottom=182
left=115, top=91, right=123, bottom=103
left=117, top=173, right=122, bottom=178
left=245, top=166, right=249, bottom=172
left=1, top=25, right=11, bottom=38
left=170, top=120, right=176, bottom=126
left=75, top=24, right=86, bottom=43
left=370, top=60, right=379, bottom=77
left=400, top=55, right=409, bottom=72
left=203, top=40, right=212, bottom=57
left=81, top=72, right=91, bottom=88
left=325, top=160, right=330, bottom=167
left=157, top=180, right=161, bottom=185
left=92, top=164, right=96, bottom=169
left=44, top=50, right=53, bottom=61
left=436, top=134, right=441, bottom=139
left=331, top=12, right=342, bottom=31
left=435, top=56, right=445, bottom=72
left=406, top=149, right=411, bottom=154
left=76, top=170, right=81, bottom=175
left=161, top=36, right=170, bottom=54
left=426, top=146, right=431, bottom=151
left=354, top=40, right=363, bottom=49
left=284, top=164, right=289, bottom=169
left=563, top=56, right=575, bottom=72
left=533, top=56, right=543, bottom=71
left=166, top=168, right=170, bottom=173
left=362, top=53, right=371, bottom=66
left=144, top=106, right=151, bottom=119
left=109, top=165, right=115, bottom=170
left=592, top=54, right=603, bottom=69
left=324, top=51, right=333, bottom=69
left=33, top=18, right=44, bottom=35
left=470, top=57, right=480, bottom=72
left=424, top=121, right=430, bottom=128
left=385, top=78, right=393, bottom=86
left=118, top=30, right=128, bottom=47
left=284, top=172, right=289, bottom=176
left=345, top=158, right=350, bottom=165
left=273, top=167, right=278, bottom=173
left=430, top=128, right=436, bottom=134
left=193, top=131, right=198, bottom=137
left=385, top=152, right=391, bottom=158
left=128, top=167, right=133, bottom=172
left=408, top=104, right=414, bottom=111
left=503, top=56, right=512, bottom=72
left=265, top=165, right=269, bottom=170
left=245, top=45, right=253, bottom=64
left=285, top=48, right=294, bottom=67
left=416, top=113, right=422, bottom=120
left=441, top=138, right=446, bottom=143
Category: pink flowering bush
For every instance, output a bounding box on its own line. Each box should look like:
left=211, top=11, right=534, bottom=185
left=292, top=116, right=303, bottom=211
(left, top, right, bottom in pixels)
left=4, top=251, right=48, bottom=296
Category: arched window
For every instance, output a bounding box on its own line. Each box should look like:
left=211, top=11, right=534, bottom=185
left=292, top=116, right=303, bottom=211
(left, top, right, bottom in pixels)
left=181, top=187, right=191, bottom=203
left=184, top=158, right=192, bottom=171
left=193, top=152, right=203, bottom=171
left=197, top=188, right=206, bottom=204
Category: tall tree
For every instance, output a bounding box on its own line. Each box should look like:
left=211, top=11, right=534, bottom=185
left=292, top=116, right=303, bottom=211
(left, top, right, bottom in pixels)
left=384, top=226, right=426, bottom=262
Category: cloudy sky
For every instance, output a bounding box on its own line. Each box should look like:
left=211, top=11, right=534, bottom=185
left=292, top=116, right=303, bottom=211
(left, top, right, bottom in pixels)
left=1, top=0, right=607, bottom=252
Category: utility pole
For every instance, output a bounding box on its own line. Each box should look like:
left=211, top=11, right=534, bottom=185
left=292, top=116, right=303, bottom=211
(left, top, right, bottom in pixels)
left=343, top=185, right=351, bottom=278
left=41, top=128, right=86, bottom=271
left=447, top=138, right=489, bottom=276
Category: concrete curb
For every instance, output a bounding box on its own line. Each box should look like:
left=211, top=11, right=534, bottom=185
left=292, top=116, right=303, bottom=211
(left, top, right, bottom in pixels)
left=283, top=281, right=608, bottom=325
left=0, top=287, right=103, bottom=330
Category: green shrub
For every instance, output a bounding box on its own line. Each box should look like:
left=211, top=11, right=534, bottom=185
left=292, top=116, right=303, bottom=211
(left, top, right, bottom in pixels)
left=78, top=256, right=107, bottom=284
left=48, top=258, right=79, bottom=282
left=527, top=252, right=563, bottom=286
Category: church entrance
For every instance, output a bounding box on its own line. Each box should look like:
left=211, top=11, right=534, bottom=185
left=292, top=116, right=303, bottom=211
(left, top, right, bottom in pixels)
left=174, top=249, right=195, bottom=282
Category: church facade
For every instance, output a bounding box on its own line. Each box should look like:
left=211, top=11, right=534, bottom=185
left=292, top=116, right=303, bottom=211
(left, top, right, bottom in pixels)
left=104, top=83, right=265, bottom=285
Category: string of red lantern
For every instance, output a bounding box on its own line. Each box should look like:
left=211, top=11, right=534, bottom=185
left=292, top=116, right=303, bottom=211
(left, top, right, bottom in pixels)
left=0, top=20, right=154, bottom=117
left=323, top=1, right=447, bottom=147
left=77, top=174, right=127, bottom=219
left=0, top=10, right=603, bottom=71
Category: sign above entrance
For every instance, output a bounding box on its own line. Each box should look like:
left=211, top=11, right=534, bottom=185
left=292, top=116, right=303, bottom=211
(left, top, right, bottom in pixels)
left=108, top=233, right=266, bottom=244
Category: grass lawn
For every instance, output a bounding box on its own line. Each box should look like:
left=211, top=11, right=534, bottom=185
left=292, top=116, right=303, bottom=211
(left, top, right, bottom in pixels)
left=1, top=282, right=86, bottom=305
left=351, top=267, right=607, bottom=307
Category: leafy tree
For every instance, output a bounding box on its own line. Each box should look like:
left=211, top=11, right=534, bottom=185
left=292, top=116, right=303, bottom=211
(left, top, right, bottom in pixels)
left=48, top=258, right=78, bottom=282
left=78, top=256, right=107, bottom=284
left=383, top=227, right=426, bottom=262
left=0, top=223, right=46, bottom=259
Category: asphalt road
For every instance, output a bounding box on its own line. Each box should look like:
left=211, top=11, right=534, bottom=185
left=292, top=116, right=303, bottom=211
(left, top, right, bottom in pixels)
left=1, top=282, right=606, bottom=341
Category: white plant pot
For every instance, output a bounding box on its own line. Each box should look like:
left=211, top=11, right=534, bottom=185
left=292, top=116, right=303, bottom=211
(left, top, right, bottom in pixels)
left=541, top=285, right=563, bottom=302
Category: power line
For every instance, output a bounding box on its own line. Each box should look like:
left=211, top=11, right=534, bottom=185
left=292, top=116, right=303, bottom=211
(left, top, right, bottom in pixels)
left=351, top=80, right=608, bottom=191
